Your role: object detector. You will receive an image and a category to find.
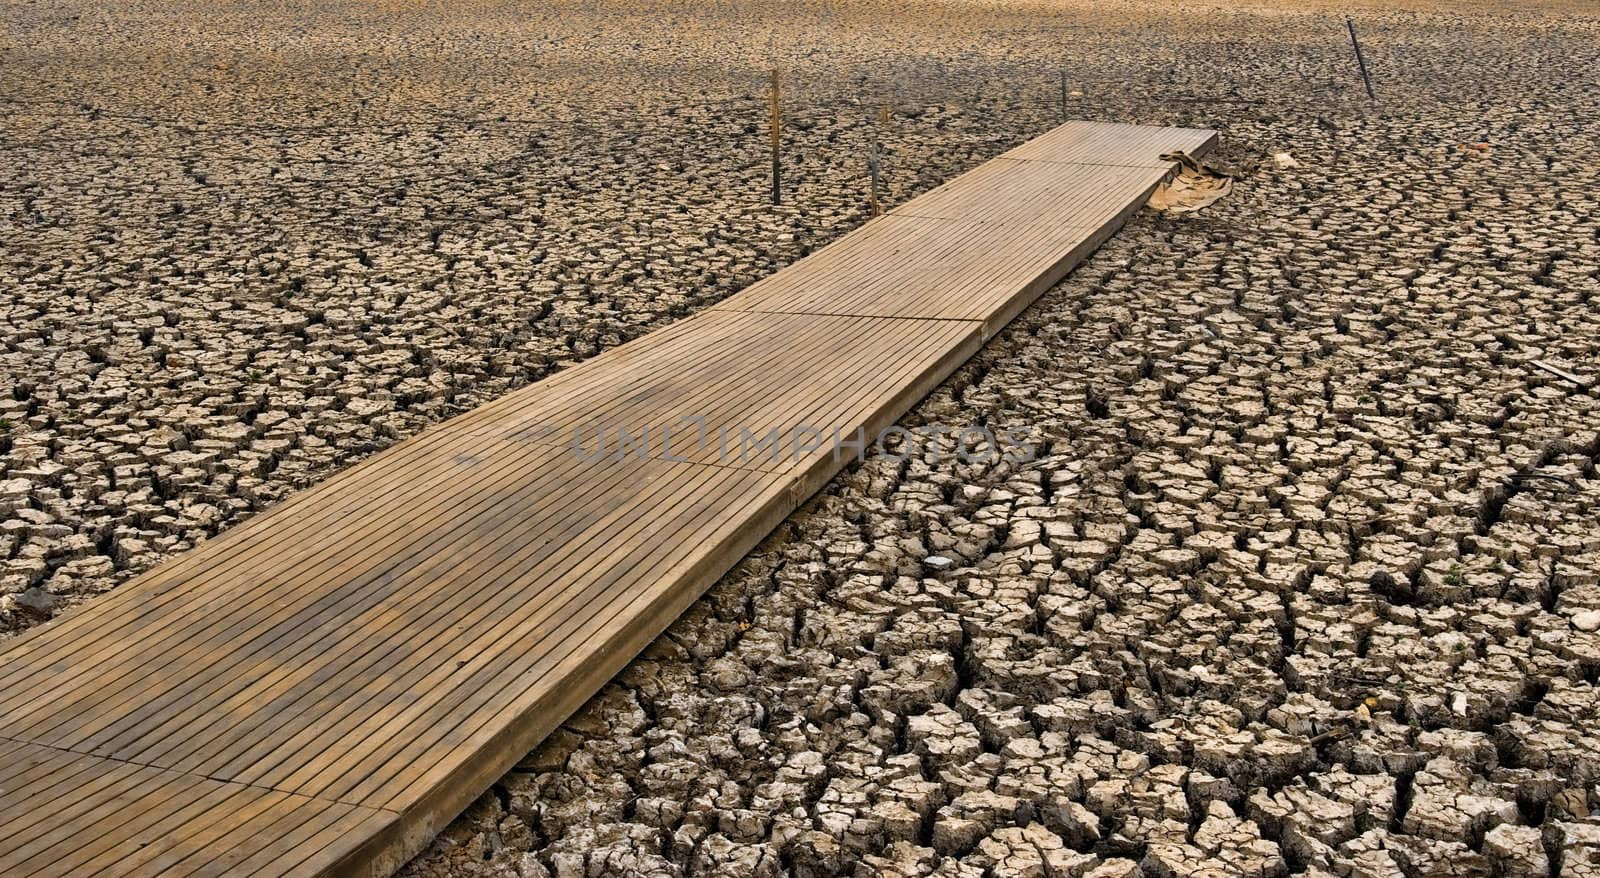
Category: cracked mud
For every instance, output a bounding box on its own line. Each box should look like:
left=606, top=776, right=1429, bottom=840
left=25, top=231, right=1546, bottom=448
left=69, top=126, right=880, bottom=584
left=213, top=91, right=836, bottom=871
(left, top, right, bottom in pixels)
left=4, top=0, right=1599, bottom=875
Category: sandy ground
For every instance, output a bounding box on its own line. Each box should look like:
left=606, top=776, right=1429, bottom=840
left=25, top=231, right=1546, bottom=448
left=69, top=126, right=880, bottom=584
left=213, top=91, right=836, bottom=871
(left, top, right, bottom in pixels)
left=4, top=0, right=1600, bottom=875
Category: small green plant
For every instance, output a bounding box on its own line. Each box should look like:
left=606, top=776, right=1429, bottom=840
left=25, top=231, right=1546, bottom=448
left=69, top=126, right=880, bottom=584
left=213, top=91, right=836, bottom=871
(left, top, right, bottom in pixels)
left=1444, top=563, right=1463, bottom=587
left=0, top=418, right=11, bottom=432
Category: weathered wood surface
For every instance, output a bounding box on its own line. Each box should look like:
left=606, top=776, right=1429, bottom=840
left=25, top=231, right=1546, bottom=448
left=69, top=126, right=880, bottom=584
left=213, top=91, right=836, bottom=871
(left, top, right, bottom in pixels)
left=0, top=120, right=1216, bottom=877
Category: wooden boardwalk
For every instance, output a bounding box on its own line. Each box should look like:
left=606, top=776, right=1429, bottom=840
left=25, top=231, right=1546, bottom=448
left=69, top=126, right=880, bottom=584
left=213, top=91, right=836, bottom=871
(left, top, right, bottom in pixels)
left=0, top=121, right=1215, bottom=877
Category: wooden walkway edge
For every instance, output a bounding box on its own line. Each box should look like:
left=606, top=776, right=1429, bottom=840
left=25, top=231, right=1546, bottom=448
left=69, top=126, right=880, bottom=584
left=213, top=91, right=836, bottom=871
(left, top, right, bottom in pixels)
left=0, top=121, right=1216, bottom=877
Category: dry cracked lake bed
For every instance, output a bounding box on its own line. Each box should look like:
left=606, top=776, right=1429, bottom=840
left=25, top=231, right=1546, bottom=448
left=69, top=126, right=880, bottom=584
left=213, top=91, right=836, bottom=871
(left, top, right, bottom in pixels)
left=4, top=0, right=1600, bottom=875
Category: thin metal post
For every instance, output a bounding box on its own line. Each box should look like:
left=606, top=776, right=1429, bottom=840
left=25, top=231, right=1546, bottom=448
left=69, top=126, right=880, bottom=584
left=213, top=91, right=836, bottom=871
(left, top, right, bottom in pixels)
left=769, top=69, right=781, bottom=204
left=868, top=137, right=882, bottom=217
left=1347, top=19, right=1375, bottom=101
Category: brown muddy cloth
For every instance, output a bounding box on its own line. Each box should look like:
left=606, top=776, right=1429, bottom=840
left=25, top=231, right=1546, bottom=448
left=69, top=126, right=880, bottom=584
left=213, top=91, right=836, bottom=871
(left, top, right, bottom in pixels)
left=1148, top=150, right=1233, bottom=213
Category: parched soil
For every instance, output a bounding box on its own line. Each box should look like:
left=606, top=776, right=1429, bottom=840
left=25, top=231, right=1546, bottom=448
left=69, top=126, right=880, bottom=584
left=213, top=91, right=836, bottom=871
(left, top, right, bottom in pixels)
left=4, top=0, right=1600, bottom=875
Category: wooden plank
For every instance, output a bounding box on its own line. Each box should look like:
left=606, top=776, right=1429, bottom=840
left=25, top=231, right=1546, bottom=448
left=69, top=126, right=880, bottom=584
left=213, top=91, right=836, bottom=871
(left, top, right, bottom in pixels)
left=998, top=120, right=1217, bottom=166
left=0, top=120, right=1216, bottom=877
left=0, top=740, right=395, bottom=877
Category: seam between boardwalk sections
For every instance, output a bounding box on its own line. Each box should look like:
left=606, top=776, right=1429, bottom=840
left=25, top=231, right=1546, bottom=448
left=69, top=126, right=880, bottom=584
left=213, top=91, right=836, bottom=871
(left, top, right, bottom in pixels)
left=0, top=734, right=403, bottom=813
left=0, top=120, right=1217, bottom=877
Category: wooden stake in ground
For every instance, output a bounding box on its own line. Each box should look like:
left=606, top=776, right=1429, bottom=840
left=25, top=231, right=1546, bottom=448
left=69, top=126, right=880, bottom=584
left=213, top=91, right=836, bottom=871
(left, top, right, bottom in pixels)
left=1347, top=18, right=1375, bottom=101
left=1060, top=69, right=1068, bottom=120
left=769, top=69, right=782, bottom=204
left=868, top=135, right=883, bottom=217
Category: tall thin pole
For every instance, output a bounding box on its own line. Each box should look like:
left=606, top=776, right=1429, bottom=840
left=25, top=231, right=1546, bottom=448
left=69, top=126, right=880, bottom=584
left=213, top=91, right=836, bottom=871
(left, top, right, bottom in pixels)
left=1346, top=19, right=1374, bottom=101
left=868, top=136, right=882, bottom=217
left=1060, top=69, right=1068, bottom=120
left=768, top=69, right=782, bottom=204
